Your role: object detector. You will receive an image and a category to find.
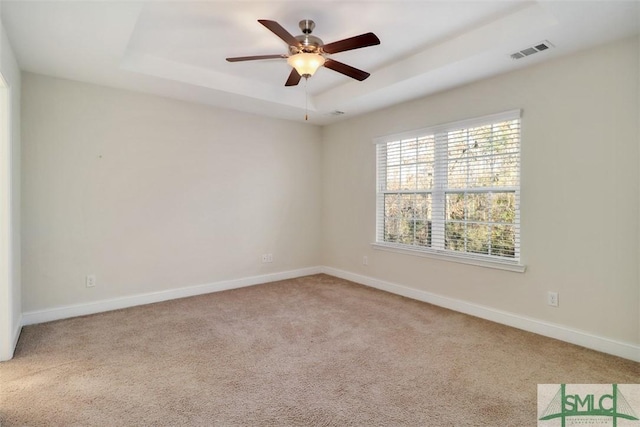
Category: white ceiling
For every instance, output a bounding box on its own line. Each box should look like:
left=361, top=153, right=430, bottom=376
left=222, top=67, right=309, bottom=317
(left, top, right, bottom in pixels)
left=1, top=1, right=639, bottom=125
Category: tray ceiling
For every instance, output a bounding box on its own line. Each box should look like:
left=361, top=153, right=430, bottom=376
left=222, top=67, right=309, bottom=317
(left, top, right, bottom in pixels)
left=1, top=1, right=638, bottom=124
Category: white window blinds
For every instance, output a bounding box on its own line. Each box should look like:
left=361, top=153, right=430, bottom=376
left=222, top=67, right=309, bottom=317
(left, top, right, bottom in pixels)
left=375, top=110, right=521, bottom=265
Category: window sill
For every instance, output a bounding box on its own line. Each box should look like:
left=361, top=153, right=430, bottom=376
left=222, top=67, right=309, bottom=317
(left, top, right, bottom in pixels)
left=371, top=243, right=526, bottom=273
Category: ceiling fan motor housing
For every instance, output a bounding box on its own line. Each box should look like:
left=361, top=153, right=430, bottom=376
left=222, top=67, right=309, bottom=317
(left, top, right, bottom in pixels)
left=291, top=20, right=323, bottom=54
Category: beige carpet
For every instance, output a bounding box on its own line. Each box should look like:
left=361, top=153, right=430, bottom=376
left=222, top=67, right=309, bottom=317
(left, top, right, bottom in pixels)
left=1, top=274, right=638, bottom=426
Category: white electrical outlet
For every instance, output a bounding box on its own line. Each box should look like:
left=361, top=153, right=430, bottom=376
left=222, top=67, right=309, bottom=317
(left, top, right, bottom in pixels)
left=261, top=254, right=273, bottom=263
left=86, top=274, right=96, bottom=288
left=363, top=256, right=368, bottom=266
left=547, top=291, right=558, bottom=307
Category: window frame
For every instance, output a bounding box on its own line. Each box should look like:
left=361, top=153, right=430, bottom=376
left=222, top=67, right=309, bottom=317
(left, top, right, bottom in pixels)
left=373, top=110, right=525, bottom=273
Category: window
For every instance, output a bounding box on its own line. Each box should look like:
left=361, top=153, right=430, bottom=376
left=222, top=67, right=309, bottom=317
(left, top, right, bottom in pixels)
left=374, top=110, right=523, bottom=271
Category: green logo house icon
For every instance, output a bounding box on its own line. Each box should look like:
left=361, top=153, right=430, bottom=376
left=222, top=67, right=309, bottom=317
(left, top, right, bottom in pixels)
left=539, top=384, right=639, bottom=427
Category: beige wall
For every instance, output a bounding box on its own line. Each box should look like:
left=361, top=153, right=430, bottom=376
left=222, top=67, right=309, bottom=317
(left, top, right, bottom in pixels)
left=322, top=36, right=640, bottom=345
left=0, top=16, right=21, bottom=361
left=18, top=36, right=640, bottom=352
left=21, top=73, right=322, bottom=311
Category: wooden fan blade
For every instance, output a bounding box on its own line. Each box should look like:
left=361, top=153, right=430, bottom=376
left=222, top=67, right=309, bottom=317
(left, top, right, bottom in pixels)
left=285, top=68, right=302, bottom=86
left=258, top=20, right=301, bottom=47
left=323, top=59, right=370, bottom=81
left=322, top=32, right=380, bottom=54
left=226, top=54, right=287, bottom=62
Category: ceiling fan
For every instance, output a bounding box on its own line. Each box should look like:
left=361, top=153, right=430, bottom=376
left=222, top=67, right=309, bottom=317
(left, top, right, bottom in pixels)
left=226, top=19, right=380, bottom=86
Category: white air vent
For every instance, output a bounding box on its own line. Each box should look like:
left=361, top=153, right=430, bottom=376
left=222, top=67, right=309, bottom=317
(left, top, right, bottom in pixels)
left=330, top=110, right=345, bottom=116
left=510, top=41, right=553, bottom=60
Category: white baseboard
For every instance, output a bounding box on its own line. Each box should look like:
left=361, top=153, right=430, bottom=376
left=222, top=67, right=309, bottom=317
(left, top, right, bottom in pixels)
left=22, top=267, right=322, bottom=326
left=19, top=265, right=639, bottom=362
left=12, top=315, right=21, bottom=350
left=0, top=316, right=22, bottom=361
left=321, top=266, right=640, bottom=363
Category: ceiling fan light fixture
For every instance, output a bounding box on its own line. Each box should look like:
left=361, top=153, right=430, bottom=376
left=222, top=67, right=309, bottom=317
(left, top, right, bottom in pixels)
left=226, top=19, right=380, bottom=86
left=287, top=53, right=325, bottom=77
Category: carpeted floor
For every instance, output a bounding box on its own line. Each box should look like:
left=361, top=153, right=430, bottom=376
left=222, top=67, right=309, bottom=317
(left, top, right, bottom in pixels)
left=1, top=274, right=638, bottom=426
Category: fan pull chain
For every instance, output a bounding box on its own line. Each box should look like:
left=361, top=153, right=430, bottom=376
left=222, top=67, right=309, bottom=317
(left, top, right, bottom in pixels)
left=304, top=77, right=309, bottom=121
